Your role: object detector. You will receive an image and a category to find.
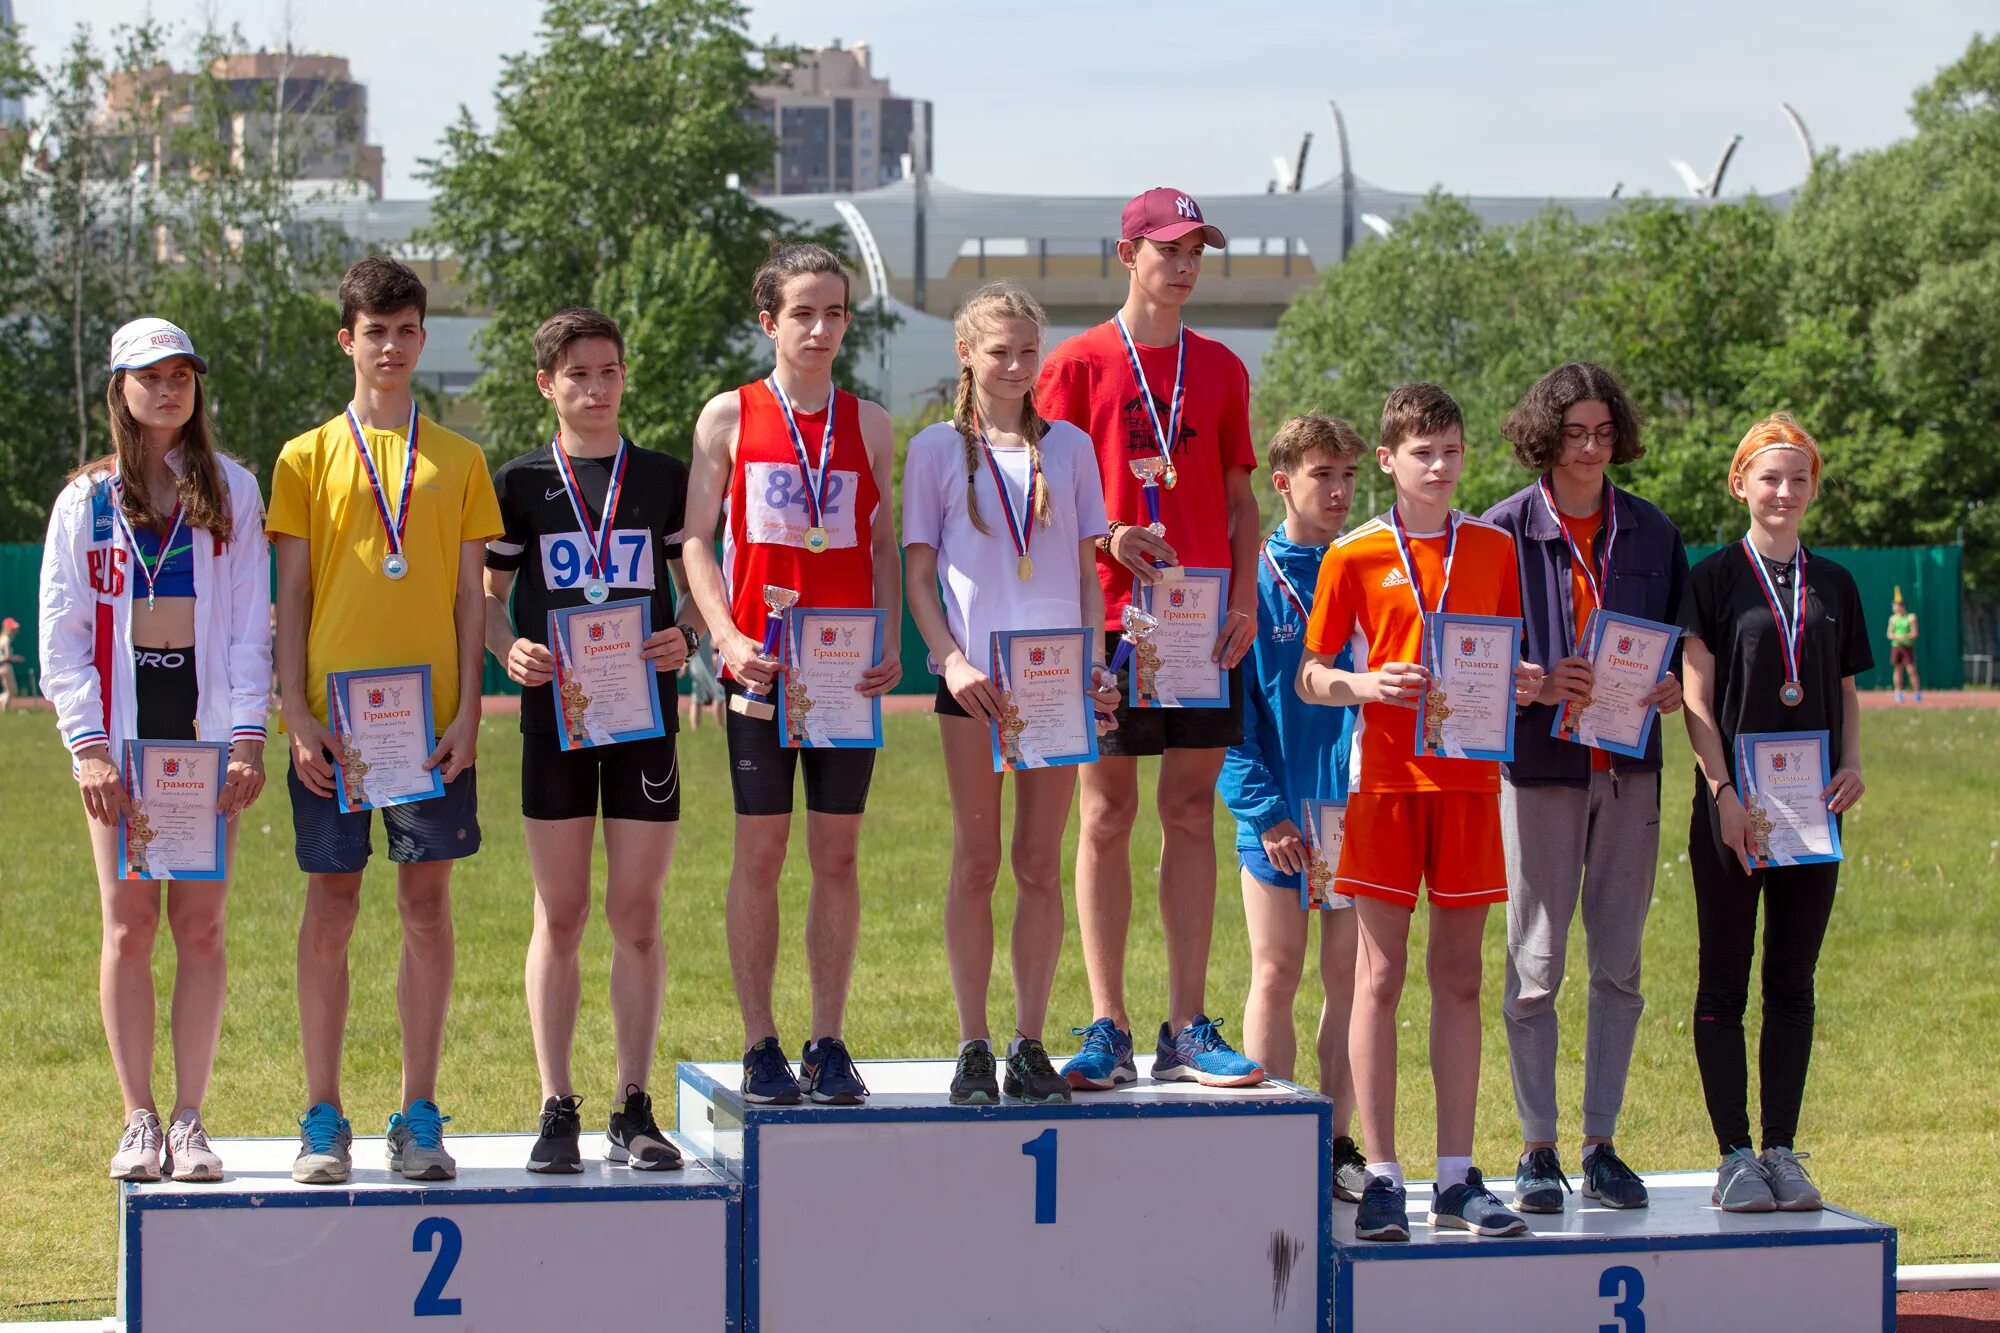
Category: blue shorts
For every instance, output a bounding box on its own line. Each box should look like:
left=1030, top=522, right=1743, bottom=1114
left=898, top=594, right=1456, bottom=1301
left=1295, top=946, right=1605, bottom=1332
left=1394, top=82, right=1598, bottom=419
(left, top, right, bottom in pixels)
left=1238, top=843, right=1298, bottom=891
left=288, top=762, right=482, bottom=874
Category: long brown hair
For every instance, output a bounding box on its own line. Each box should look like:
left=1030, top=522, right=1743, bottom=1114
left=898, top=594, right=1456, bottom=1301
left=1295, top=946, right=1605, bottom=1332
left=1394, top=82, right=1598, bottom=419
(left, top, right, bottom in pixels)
left=952, top=283, right=1053, bottom=535
left=71, top=367, right=234, bottom=542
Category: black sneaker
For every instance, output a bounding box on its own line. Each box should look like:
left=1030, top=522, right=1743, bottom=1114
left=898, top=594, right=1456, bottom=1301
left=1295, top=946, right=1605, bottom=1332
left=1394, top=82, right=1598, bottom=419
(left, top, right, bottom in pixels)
left=742, top=1036, right=802, bottom=1105
left=1581, top=1143, right=1649, bottom=1209
left=1513, top=1146, right=1573, bottom=1214
left=1332, top=1135, right=1370, bottom=1203
left=950, top=1041, right=999, bottom=1105
left=799, top=1037, right=869, bottom=1105
left=1002, top=1038, right=1070, bottom=1104
left=526, top=1094, right=583, bottom=1174
left=607, top=1084, right=682, bottom=1171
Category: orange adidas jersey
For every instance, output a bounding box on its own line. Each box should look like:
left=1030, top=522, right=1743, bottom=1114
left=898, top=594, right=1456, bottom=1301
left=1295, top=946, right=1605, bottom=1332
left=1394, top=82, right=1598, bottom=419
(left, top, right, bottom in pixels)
left=1305, top=511, right=1522, bottom=793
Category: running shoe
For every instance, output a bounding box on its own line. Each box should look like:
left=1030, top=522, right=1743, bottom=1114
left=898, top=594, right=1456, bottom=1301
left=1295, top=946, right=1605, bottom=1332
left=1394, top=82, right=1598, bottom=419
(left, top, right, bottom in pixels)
left=1430, top=1168, right=1530, bottom=1237
left=166, top=1108, right=222, bottom=1182
left=1760, top=1146, right=1823, bottom=1211
left=607, top=1084, right=681, bottom=1171
left=109, top=1108, right=163, bottom=1182
left=1512, top=1147, right=1573, bottom=1214
left=949, top=1041, right=999, bottom=1105
left=386, top=1099, right=457, bottom=1181
left=1152, top=1015, right=1266, bottom=1088
left=1353, top=1174, right=1410, bottom=1242
left=799, top=1037, right=869, bottom=1105
left=1332, top=1135, right=1370, bottom=1204
left=1062, top=1018, right=1136, bottom=1091
left=526, top=1094, right=583, bottom=1174
left=1712, top=1147, right=1777, bottom=1212
left=1581, top=1143, right=1650, bottom=1209
left=292, top=1102, right=352, bottom=1185
left=742, top=1036, right=802, bottom=1105
left=1002, top=1038, right=1070, bottom=1104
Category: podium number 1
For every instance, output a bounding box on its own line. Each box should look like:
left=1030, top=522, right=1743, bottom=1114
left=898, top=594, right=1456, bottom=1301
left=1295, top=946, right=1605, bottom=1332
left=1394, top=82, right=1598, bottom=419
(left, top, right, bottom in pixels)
left=413, top=1217, right=464, bottom=1317
left=1021, top=1128, right=1057, bottom=1224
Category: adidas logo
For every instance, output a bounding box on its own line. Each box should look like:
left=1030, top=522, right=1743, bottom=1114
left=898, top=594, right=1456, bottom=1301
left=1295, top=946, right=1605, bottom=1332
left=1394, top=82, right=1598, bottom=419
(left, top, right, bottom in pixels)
left=1381, top=569, right=1410, bottom=588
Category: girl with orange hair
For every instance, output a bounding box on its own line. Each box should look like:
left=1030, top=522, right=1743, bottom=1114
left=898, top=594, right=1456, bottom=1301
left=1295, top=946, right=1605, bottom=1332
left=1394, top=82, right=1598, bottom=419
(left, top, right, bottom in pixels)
left=1676, top=413, right=1868, bottom=1213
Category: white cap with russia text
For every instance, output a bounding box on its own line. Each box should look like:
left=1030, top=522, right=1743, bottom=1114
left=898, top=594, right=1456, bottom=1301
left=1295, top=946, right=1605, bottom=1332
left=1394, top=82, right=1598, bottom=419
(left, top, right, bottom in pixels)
left=108, top=318, right=208, bottom=375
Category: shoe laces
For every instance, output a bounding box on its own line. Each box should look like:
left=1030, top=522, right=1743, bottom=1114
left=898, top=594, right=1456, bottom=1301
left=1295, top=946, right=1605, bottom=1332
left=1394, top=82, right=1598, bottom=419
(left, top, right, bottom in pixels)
left=620, top=1084, right=662, bottom=1136
left=1013, top=1040, right=1057, bottom=1080
left=1765, top=1148, right=1813, bottom=1184
left=810, top=1038, right=869, bottom=1094
left=174, top=1115, right=210, bottom=1154
left=299, top=1104, right=346, bottom=1153
left=1334, top=1137, right=1369, bottom=1170
left=1586, top=1145, right=1640, bottom=1187
left=746, top=1039, right=793, bottom=1086
left=539, top=1095, right=583, bottom=1138
left=1361, top=1174, right=1402, bottom=1205
left=120, top=1113, right=158, bottom=1153
left=958, top=1044, right=996, bottom=1081
left=1181, top=1015, right=1236, bottom=1053
left=400, top=1101, right=450, bottom=1150
left=1070, top=1017, right=1118, bottom=1056
left=1524, top=1147, right=1573, bottom=1194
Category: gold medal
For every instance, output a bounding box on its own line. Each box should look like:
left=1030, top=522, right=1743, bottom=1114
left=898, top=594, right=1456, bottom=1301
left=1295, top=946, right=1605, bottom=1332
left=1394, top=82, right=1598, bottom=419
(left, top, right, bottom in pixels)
left=1016, top=555, right=1034, bottom=582
left=805, top=525, right=829, bottom=553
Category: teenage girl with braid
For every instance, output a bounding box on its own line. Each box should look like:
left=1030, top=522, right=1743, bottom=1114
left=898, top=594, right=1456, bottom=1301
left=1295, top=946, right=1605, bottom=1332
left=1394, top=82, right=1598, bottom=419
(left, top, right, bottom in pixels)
left=903, top=283, right=1120, bottom=1105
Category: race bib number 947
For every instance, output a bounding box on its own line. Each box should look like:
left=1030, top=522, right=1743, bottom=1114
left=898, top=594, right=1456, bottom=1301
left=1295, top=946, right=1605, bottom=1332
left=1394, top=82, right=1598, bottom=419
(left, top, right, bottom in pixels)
left=744, top=462, right=861, bottom=550
left=539, top=528, right=655, bottom=591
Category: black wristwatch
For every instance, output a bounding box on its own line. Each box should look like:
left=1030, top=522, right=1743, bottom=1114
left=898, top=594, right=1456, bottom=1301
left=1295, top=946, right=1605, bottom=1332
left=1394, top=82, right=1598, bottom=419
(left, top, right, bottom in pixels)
left=677, top=623, right=700, bottom=655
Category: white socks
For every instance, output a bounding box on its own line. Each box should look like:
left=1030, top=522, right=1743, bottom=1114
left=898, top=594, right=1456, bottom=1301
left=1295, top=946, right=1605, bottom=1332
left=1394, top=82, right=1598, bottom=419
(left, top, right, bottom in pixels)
left=1373, top=1160, right=1406, bottom=1188
left=1436, top=1156, right=1473, bottom=1190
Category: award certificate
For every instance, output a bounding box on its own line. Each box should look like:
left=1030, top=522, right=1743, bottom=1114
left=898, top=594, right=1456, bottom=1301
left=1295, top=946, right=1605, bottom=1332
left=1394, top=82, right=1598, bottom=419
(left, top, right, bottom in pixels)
left=1133, top=567, right=1229, bottom=709
left=1417, top=613, right=1522, bottom=762
left=120, top=740, right=228, bottom=881
left=1554, top=610, right=1681, bottom=759
left=778, top=608, right=884, bottom=749
left=1300, top=798, right=1350, bottom=912
left=327, top=665, right=446, bottom=811
left=988, top=627, right=1097, bottom=772
left=549, top=598, right=666, bottom=751
left=1735, top=730, right=1843, bottom=868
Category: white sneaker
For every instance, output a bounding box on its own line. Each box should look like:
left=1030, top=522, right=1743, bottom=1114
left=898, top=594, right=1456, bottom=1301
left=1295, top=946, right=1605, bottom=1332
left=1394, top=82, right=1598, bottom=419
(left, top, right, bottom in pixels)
left=110, top=1108, right=164, bottom=1182
left=167, top=1108, right=223, bottom=1182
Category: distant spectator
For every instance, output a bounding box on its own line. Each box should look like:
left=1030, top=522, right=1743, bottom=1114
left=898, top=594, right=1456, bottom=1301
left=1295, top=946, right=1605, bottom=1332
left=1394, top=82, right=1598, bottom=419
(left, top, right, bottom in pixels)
left=1886, top=589, right=1921, bottom=702
left=0, top=616, right=21, bottom=712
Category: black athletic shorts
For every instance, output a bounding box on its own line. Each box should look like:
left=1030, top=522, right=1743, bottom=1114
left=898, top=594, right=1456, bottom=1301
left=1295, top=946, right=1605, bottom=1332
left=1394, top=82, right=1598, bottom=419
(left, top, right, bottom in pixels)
left=132, top=646, right=198, bottom=741
left=934, top=677, right=971, bottom=719
left=724, top=680, right=875, bottom=816
left=521, top=730, right=680, bottom=822
left=1095, top=630, right=1245, bottom=757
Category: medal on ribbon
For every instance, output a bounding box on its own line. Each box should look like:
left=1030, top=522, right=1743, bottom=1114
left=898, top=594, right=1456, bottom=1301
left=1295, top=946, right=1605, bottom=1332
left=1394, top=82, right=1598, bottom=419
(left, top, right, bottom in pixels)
left=768, top=376, right=836, bottom=552
left=1113, top=313, right=1185, bottom=489
left=550, top=432, right=629, bottom=604
left=1741, top=538, right=1808, bottom=707
left=1535, top=476, right=1617, bottom=656
left=978, top=419, right=1038, bottom=582
left=110, top=475, right=186, bottom=613
left=1390, top=507, right=1459, bottom=750
left=345, top=402, right=419, bottom=579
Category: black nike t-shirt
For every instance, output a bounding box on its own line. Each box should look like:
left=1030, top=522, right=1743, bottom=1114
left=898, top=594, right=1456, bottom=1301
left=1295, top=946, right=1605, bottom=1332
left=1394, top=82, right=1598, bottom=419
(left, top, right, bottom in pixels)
left=1679, top=541, right=1873, bottom=783
left=488, top=441, right=689, bottom=734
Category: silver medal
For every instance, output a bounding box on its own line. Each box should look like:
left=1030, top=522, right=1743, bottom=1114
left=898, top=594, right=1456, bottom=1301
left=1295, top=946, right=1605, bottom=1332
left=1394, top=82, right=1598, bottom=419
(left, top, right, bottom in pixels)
left=584, top=577, right=609, bottom=604
left=383, top=553, right=408, bottom=580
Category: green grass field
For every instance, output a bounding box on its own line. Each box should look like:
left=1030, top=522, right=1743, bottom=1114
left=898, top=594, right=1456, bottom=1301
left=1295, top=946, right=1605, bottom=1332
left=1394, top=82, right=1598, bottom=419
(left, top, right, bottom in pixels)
left=2, top=705, right=1996, bottom=1320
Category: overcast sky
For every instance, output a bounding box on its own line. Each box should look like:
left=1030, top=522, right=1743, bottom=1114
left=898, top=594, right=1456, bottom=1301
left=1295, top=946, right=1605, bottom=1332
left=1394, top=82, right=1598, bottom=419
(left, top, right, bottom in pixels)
left=26, top=0, right=1993, bottom=201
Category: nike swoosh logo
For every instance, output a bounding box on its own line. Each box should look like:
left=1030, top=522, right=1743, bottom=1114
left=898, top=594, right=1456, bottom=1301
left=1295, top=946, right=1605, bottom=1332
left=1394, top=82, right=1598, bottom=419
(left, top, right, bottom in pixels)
left=546, top=487, right=567, bottom=502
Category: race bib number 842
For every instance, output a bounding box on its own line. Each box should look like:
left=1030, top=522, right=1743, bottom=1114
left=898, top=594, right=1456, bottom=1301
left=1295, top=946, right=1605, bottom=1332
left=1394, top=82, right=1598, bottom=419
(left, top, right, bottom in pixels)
left=539, top=528, right=655, bottom=591
left=744, top=462, right=861, bottom=550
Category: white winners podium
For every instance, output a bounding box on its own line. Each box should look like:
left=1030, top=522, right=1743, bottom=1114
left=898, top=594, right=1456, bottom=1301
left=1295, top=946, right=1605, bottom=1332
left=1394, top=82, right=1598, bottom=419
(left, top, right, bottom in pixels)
left=676, top=1055, right=1333, bottom=1332
left=117, top=1133, right=740, bottom=1332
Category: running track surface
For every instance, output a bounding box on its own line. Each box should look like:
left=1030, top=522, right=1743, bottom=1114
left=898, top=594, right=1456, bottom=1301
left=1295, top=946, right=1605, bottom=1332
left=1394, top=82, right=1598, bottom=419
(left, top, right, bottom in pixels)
left=1900, top=1287, right=2000, bottom=1329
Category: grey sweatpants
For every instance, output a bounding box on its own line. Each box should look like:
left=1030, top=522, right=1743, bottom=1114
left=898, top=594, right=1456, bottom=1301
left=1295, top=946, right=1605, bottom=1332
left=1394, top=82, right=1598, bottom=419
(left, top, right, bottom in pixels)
left=1500, top=770, right=1660, bottom=1144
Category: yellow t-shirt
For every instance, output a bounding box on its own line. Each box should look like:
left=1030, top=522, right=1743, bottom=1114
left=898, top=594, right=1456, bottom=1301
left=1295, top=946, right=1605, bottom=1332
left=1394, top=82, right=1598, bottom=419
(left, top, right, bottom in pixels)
left=267, top=412, right=503, bottom=736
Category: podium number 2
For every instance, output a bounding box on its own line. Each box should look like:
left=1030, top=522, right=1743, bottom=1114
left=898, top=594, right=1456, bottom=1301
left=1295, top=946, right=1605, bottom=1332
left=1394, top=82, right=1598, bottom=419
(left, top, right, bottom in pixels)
left=1598, top=1265, right=1645, bottom=1333
left=413, top=1217, right=464, bottom=1317
left=1021, top=1128, right=1057, bottom=1224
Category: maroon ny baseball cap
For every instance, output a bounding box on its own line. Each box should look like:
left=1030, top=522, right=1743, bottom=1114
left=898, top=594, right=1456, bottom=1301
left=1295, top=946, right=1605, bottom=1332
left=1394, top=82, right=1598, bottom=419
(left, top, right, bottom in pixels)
left=1121, top=188, right=1227, bottom=248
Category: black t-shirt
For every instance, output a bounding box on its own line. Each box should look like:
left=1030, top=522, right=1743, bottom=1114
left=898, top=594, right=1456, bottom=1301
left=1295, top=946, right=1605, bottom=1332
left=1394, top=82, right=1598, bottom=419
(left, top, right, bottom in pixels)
left=488, top=441, right=689, bottom=734
left=1679, top=542, right=1873, bottom=783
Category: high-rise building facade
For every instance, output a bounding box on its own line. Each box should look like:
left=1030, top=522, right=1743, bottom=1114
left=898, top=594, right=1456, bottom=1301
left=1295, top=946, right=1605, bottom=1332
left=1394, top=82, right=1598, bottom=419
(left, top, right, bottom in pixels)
left=748, top=40, right=931, bottom=196
left=0, top=0, right=23, bottom=128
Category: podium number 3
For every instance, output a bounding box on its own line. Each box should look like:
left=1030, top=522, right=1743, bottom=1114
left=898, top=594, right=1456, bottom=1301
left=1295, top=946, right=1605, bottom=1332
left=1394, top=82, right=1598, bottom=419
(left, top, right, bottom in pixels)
left=413, top=1217, right=464, bottom=1317
left=1598, top=1265, right=1645, bottom=1333
left=1021, top=1128, right=1057, bottom=1224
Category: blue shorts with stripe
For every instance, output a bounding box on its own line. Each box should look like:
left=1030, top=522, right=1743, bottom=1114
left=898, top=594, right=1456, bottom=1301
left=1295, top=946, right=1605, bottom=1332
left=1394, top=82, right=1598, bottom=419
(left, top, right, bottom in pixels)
left=287, top=762, right=481, bottom=874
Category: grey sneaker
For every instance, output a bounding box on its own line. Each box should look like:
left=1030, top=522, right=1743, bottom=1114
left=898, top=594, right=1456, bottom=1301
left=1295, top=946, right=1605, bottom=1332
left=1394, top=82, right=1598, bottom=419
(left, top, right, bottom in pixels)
left=166, top=1108, right=223, bottom=1182
left=1760, top=1147, right=1823, bottom=1211
left=109, top=1108, right=163, bottom=1182
left=1332, top=1135, right=1371, bottom=1204
left=292, top=1102, right=353, bottom=1184
left=1712, top=1147, right=1776, bottom=1212
left=386, top=1099, right=457, bottom=1181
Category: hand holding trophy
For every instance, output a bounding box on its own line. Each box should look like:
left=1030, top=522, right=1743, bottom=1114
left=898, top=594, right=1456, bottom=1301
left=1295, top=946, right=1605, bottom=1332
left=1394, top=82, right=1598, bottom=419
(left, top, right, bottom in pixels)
left=730, top=584, right=798, bottom=721
left=1129, top=457, right=1183, bottom=583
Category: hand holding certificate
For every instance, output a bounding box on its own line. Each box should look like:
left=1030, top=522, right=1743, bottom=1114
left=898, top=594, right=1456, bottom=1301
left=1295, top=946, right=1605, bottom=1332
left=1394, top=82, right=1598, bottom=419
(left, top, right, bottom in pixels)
left=989, top=628, right=1098, bottom=772
left=1300, top=798, right=1349, bottom=912
left=549, top=598, right=667, bottom=751
left=327, top=666, right=447, bottom=811
left=121, top=741, right=228, bottom=881
left=778, top=608, right=885, bottom=749
left=1417, top=614, right=1523, bottom=761
left=1735, top=730, right=1843, bottom=868
left=1133, top=568, right=1229, bottom=709
left=1554, top=610, right=1681, bottom=758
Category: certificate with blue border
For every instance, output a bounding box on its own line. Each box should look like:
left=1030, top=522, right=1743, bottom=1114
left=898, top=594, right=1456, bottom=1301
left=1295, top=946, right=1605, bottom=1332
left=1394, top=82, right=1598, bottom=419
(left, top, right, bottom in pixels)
left=1735, top=729, right=1843, bottom=868
left=1133, top=567, right=1230, bottom=709
left=120, top=740, right=228, bottom=881
left=1300, top=797, right=1350, bottom=912
left=548, top=597, right=667, bottom=751
left=1552, top=609, right=1681, bottom=759
left=1417, top=613, right=1521, bottom=762
left=778, top=607, right=884, bottom=749
left=988, top=626, right=1098, bottom=772
left=327, top=664, right=446, bottom=811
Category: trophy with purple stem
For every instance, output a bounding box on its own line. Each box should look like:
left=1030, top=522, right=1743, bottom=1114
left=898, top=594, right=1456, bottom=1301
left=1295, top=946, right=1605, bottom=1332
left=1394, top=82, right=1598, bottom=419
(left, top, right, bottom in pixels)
left=1128, top=457, right=1184, bottom=583
left=729, top=584, right=798, bottom=721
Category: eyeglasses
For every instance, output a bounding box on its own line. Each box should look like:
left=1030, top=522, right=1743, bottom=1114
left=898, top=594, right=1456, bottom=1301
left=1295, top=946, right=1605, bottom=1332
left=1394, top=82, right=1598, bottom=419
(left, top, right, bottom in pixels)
left=1561, top=424, right=1620, bottom=445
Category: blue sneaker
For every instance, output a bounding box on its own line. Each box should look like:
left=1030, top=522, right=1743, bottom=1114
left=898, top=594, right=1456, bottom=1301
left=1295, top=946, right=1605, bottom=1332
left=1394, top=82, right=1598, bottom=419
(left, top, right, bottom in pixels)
left=1430, top=1168, right=1528, bottom=1237
left=1062, top=1017, right=1137, bottom=1091
left=1580, top=1143, right=1649, bottom=1209
left=799, top=1037, right=869, bottom=1105
left=1152, top=1015, right=1266, bottom=1087
left=291, top=1102, right=352, bottom=1184
left=386, top=1099, right=456, bottom=1181
left=742, top=1036, right=802, bottom=1105
left=1354, top=1174, right=1410, bottom=1241
left=1512, top=1147, right=1572, bottom=1214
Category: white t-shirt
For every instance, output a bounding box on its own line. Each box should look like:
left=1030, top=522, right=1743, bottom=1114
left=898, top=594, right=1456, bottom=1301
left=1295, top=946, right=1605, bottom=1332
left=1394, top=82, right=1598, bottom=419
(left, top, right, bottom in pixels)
left=902, top=419, right=1110, bottom=674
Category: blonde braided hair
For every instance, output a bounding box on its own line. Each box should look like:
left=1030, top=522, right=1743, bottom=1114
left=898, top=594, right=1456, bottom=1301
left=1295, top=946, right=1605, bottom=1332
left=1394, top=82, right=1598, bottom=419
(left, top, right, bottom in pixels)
left=953, top=283, right=1054, bottom=536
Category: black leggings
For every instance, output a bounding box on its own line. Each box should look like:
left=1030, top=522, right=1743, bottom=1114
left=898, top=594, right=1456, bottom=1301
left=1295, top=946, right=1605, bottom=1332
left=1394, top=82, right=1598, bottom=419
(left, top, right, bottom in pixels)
left=1687, top=777, right=1840, bottom=1156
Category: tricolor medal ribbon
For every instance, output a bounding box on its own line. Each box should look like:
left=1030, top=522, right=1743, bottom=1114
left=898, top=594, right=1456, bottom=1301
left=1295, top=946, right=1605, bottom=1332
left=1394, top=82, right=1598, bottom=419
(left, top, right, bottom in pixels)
left=978, top=419, right=1038, bottom=582
left=768, top=376, right=836, bottom=552
left=345, top=402, right=419, bottom=579
left=1741, top=538, right=1808, bottom=707
left=1113, top=313, right=1185, bottom=488
left=550, top=432, right=629, bottom=604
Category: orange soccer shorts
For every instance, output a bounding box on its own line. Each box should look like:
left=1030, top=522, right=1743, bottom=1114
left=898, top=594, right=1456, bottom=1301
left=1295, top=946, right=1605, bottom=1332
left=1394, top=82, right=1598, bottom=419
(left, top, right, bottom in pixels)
left=1333, top=790, right=1508, bottom=909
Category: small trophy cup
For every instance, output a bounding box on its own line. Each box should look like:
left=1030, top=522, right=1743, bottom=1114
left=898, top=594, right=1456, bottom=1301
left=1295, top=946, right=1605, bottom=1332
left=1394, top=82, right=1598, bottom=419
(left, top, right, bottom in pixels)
left=1747, top=800, right=1775, bottom=865
left=126, top=807, right=155, bottom=876
left=730, top=584, right=798, bottom=720
left=998, top=697, right=1026, bottom=765
left=1105, top=604, right=1161, bottom=714
left=339, top=741, right=372, bottom=808
left=784, top=678, right=815, bottom=743
left=1306, top=853, right=1334, bottom=911
left=1422, top=685, right=1452, bottom=753
left=1128, top=457, right=1183, bottom=583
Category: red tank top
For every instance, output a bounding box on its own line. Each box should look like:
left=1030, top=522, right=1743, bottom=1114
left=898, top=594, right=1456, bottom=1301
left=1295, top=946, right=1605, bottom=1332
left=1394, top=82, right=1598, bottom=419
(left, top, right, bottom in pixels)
left=725, top=380, right=879, bottom=663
